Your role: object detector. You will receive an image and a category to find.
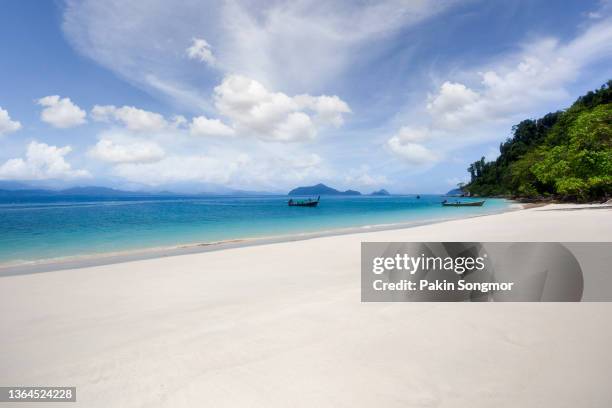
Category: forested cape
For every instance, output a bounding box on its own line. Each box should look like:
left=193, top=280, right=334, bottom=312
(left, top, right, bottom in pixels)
left=466, top=81, right=611, bottom=201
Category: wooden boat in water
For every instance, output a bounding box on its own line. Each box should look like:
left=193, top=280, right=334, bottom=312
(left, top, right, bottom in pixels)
left=288, top=196, right=320, bottom=207
left=441, top=199, right=485, bottom=207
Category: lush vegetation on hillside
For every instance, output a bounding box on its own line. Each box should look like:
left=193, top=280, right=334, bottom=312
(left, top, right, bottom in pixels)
left=466, top=81, right=612, bottom=201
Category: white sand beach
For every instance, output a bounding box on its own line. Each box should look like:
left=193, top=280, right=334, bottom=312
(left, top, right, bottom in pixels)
left=1, top=204, right=612, bottom=407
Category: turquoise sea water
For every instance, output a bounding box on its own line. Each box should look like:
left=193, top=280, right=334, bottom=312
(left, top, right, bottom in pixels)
left=0, top=194, right=513, bottom=264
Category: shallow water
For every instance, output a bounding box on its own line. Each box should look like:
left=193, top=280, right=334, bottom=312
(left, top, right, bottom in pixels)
left=0, top=194, right=512, bottom=264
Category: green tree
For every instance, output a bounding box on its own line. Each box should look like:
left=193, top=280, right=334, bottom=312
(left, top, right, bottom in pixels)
left=465, top=80, right=612, bottom=201
left=531, top=104, right=612, bottom=200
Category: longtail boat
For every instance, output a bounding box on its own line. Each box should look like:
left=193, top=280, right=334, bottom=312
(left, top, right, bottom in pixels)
left=288, top=196, right=320, bottom=207
left=441, top=200, right=485, bottom=207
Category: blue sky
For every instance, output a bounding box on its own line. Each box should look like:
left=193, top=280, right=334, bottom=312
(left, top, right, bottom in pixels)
left=0, top=0, right=610, bottom=193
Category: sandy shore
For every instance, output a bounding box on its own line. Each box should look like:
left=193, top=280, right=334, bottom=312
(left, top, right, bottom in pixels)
left=1, top=204, right=611, bottom=407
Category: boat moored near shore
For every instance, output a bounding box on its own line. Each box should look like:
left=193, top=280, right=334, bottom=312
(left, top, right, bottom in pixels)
left=441, top=200, right=485, bottom=207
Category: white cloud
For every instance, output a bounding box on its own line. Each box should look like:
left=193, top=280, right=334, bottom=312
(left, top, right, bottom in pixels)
left=110, top=148, right=328, bottom=189
left=387, top=126, right=440, bottom=164
left=586, top=0, right=612, bottom=19
left=213, top=74, right=350, bottom=142
left=0, top=141, right=90, bottom=180
left=61, top=0, right=461, bottom=100
left=286, top=153, right=322, bottom=169
left=344, top=165, right=389, bottom=187
left=91, top=105, right=170, bottom=132
left=387, top=135, right=438, bottom=165
left=145, top=74, right=212, bottom=112
left=393, top=126, right=431, bottom=143
left=241, top=152, right=329, bottom=188
left=190, top=116, right=235, bottom=137
left=186, top=38, right=215, bottom=65
left=89, top=139, right=165, bottom=164
left=171, top=115, right=187, bottom=127
left=112, top=154, right=247, bottom=186
left=0, top=107, right=21, bottom=135
left=294, top=94, right=352, bottom=127
left=37, top=95, right=86, bottom=128
left=426, top=82, right=480, bottom=129
left=427, top=19, right=612, bottom=132
left=390, top=17, right=612, bottom=165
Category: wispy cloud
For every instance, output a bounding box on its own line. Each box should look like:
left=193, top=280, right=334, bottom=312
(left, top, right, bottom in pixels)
left=62, top=0, right=464, bottom=97
left=91, top=105, right=173, bottom=132
left=388, top=17, right=612, bottom=165
left=186, top=37, right=216, bottom=66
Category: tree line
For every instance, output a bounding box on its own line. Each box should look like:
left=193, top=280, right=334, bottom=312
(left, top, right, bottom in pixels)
left=465, top=80, right=611, bottom=201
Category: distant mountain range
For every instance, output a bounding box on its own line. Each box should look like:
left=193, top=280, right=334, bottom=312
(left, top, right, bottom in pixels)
left=0, top=184, right=273, bottom=197
left=0, top=186, right=153, bottom=197
left=288, top=183, right=392, bottom=196
left=289, top=183, right=361, bottom=196
left=0, top=182, right=396, bottom=198
left=446, top=188, right=464, bottom=196
left=0, top=181, right=32, bottom=190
